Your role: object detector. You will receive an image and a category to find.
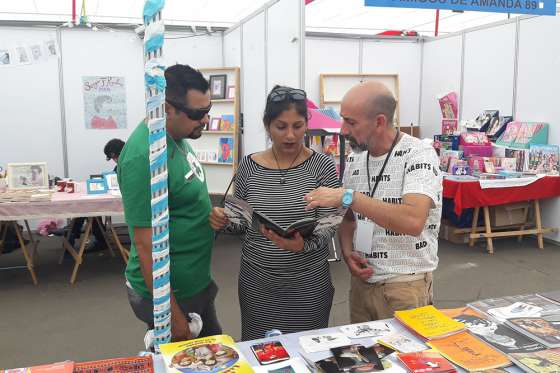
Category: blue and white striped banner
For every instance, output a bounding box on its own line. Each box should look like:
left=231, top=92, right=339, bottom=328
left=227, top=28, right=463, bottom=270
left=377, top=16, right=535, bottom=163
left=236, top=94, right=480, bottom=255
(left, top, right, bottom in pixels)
left=143, top=0, right=171, bottom=347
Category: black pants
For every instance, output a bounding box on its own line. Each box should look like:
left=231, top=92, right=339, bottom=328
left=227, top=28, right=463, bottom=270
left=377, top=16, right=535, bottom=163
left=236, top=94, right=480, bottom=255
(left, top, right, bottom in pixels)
left=69, top=217, right=106, bottom=247
left=126, top=281, right=222, bottom=338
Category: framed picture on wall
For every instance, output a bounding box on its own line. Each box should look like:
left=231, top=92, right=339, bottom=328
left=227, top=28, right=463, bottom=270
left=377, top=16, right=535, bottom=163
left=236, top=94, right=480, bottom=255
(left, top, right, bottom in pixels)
left=210, top=117, right=222, bottom=131
left=227, top=85, right=236, bottom=99
left=209, top=74, right=227, bottom=99
left=7, top=162, right=48, bottom=190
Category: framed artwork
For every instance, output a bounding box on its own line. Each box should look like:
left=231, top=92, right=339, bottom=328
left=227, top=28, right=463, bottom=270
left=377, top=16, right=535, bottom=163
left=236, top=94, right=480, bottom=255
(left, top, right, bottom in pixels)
left=86, top=178, right=108, bottom=194
left=210, top=117, right=222, bottom=131
left=103, top=172, right=119, bottom=190
left=209, top=74, right=227, bottom=99
left=207, top=150, right=218, bottom=163
left=7, top=162, right=48, bottom=190
left=227, top=85, right=236, bottom=99
left=218, top=137, right=234, bottom=164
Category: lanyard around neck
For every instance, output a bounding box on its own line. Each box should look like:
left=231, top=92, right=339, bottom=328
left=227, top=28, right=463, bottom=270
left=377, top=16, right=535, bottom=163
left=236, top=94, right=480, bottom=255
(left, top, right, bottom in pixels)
left=366, top=130, right=400, bottom=197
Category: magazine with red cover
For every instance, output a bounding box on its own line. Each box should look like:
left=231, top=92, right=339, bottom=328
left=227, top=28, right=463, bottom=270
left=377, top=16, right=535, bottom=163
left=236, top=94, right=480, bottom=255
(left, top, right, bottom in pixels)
left=397, top=350, right=456, bottom=373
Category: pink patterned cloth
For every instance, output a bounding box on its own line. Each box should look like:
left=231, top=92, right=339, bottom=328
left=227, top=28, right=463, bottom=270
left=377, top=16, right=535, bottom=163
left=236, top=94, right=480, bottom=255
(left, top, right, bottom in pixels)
left=0, top=191, right=123, bottom=221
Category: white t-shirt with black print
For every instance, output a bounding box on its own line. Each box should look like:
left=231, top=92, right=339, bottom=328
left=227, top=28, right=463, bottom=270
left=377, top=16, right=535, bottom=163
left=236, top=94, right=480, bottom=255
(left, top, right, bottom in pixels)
left=343, top=133, right=442, bottom=283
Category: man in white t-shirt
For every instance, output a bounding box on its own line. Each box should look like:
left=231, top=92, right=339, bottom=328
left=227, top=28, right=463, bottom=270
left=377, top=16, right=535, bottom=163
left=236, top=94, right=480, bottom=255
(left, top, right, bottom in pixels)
left=305, top=81, right=442, bottom=321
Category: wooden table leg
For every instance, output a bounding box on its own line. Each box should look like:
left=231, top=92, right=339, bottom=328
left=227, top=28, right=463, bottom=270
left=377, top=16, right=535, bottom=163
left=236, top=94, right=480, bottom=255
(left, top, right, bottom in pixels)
left=534, top=199, right=544, bottom=249
left=469, top=207, right=480, bottom=247
left=59, top=218, right=77, bottom=264
left=24, top=220, right=40, bottom=262
left=70, top=217, right=93, bottom=284
left=12, top=221, right=38, bottom=285
left=518, top=203, right=531, bottom=243
left=106, top=217, right=129, bottom=264
left=483, top=206, right=494, bottom=254
left=94, top=216, right=115, bottom=258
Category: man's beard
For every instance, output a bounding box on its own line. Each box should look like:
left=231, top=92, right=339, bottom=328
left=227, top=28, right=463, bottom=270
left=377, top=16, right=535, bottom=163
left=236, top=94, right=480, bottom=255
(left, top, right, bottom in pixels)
left=188, top=123, right=205, bottom=139
left=348, top=136, right=368, bottom=153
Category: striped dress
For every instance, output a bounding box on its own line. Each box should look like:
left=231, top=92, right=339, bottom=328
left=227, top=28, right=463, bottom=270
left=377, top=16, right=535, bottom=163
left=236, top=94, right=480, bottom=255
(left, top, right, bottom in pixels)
left=226, top=151, right=340, bottom=340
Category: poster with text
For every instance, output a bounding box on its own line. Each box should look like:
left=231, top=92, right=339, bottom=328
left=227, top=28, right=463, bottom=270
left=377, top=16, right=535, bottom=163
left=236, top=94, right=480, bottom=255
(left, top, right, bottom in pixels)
left=82, top=76, right=127, bottom=129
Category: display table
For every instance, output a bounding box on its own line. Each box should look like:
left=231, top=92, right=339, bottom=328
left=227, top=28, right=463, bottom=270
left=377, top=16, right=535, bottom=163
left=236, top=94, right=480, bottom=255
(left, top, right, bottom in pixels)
left=442, top=176, right=560, bottom=253
left=148, top=318, right=523, bottom=373
left=0, top=191, right=127, bottom=285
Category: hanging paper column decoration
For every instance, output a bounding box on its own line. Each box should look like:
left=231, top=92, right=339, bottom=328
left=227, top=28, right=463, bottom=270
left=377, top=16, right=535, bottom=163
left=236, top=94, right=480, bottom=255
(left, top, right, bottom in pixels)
left=143, top=0, right=171, bottom=347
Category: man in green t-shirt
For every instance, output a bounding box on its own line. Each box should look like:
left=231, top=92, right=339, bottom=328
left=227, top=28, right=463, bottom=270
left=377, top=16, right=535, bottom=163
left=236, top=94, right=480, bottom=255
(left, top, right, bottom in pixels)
left=118, top=64, right=220, bottom=341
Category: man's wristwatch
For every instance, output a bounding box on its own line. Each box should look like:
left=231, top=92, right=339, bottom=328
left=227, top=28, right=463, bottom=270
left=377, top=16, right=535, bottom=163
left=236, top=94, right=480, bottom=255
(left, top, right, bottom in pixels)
left=342, top=188, right=354, bottom=208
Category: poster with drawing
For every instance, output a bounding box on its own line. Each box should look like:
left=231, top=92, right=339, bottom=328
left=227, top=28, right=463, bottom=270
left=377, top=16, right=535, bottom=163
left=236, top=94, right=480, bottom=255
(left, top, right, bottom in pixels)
left=83, top=76, right=127, bottom=129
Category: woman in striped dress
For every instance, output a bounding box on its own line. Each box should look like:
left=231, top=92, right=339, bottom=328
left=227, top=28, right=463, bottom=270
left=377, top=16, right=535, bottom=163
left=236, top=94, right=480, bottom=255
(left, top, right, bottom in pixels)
left=210, top=85, right=340, bottom=340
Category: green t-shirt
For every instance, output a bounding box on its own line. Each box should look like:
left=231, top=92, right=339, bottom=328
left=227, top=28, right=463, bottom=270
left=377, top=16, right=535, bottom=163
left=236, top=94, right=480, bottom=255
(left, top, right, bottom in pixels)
left=117, top=121, right=213, bottom=300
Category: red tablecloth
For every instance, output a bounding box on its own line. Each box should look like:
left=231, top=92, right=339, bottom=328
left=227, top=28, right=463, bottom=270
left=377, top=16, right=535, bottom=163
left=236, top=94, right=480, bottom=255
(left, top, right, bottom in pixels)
left=443, top=176, right=560, bottom=215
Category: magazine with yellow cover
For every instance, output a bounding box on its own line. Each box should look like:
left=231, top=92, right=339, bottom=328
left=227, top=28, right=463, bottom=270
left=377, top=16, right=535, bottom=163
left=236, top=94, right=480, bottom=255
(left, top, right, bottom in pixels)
left=394, top=306, right=466, bottom=340
left=160, top=335, right=254, bottom=373
left=427, top=331, right=511, bottom=371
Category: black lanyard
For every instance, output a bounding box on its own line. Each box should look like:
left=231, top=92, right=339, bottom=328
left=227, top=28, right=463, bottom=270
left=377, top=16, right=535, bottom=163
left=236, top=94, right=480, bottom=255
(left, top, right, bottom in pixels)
left=366, top=130, right=400, bottom=197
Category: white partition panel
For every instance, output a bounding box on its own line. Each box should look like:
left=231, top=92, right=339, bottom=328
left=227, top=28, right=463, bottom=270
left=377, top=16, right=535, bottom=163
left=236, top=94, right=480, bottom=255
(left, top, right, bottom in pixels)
left=420, top=35, right=463, bottom=139
left=362, top=41, right=421, bottom=128
left=164, top=32, right=222, bottom=69
left=266, top=0, right=302, bottom=91
left=516, top=15, right=560, bottom=242
left=0, top=27, right=65, bottom=177
left=305, top=37, right=360, bottom=105
left=224, top=27, right=241, bottom=68
left=241, top=12, right=267, bottom=155
left=461, top=23, right=516, bottom=121
left=61, top=29, right=145, bottom=181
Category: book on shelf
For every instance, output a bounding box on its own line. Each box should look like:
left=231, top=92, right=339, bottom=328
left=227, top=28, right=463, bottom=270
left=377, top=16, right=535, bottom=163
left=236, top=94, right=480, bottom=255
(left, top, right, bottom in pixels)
left=224, top=196, right=346, bottom=239
left=440, top=307, right=546, bottom=354
left=509, top=348, right=560, bottom=373
left=220, top=114, right=235, bottom=131
left=426, top=332, right=511, bottom=371
left=394, top=305, right=466, bottom=340
left=397, top=350, right=456, bottom=373
left=528, top=144, right=559, bottom=175
left=506, top=316, right=560, bottom=348
left=218, top=137, right=234, bottom=164
left=160, top=334, right=253, bottom=373
left=468, top=293, right=560, bottom=322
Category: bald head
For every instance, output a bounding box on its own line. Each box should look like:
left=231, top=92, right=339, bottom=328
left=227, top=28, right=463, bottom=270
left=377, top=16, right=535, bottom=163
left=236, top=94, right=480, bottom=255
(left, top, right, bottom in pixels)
left=342, top=81, right=396, bottom=126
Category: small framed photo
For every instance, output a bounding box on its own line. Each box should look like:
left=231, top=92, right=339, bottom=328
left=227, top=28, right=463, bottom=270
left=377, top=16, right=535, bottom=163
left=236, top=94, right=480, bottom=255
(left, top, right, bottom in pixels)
left=209, top=74, right=227, bottom=99
left=210, top=117, right=222, bottom=131
left=86, top=178, right=108, bottom=194
left=198, top=150, right=207, bottom=162
left=207, top=150, right=218, bottom=163
left=227, top=85, right=236, bottom=99
left=103, top=172, right=119, bottom=190
left=7, top=162, right=48, bottom=190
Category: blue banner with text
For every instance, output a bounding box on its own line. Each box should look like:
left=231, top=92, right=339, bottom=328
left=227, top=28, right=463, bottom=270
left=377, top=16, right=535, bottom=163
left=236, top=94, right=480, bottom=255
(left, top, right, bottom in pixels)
left=365, top=0, right=556, bottom=15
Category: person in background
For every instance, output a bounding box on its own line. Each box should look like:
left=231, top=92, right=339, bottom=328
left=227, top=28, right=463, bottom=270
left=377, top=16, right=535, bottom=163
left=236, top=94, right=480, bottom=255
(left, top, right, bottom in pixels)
left=304, top=81, right=442, bottom=322
left=66, top=138, right=126, bottom=253
left=118, top=64, right=221, bottom=341
left=209, top=85, right=340, bottom=340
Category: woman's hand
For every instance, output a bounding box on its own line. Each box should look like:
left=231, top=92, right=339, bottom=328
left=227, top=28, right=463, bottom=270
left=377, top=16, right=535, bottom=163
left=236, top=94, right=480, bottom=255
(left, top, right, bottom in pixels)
left=261, top=227, right=305, bottom=253
left=209, top=207, right=229, bottom=231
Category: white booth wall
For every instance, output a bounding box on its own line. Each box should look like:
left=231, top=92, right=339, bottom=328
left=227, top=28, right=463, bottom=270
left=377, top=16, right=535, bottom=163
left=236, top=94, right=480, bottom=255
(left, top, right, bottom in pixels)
left=305, top=37, right=422, bottom=127
left=419, top=15, right=560, bottom=243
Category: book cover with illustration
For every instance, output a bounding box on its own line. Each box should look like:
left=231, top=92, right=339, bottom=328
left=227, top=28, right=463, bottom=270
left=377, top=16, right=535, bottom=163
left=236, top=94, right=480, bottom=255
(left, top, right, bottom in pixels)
left=397, top=350, right=456, bottom=373
left=441, top=307, right=545, bottom=354
left=497, top=121, right=522, bottom=145
left=438, top=92, right=458, bottom=119
left=506, top=316, right=560, bottom=348
left=218, top=137, right=234, bottom=164
left=528, top=144, right=559, bottom=174
left=394, top=305, right=466, bottom=340
left=509, top=348, right=560, bottom=373
left=160, top=335, right=253, bottom=373
left=220, top=115, right=235, bottom=132
left=427, top=332, right=510, bottom=371
left=378, top=334, right=429, bottom=354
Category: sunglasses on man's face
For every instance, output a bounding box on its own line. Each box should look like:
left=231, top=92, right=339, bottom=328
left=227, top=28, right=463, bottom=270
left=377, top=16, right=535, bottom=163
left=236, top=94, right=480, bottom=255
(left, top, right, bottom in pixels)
left=268, top=88, right=306, bottom=103
left=166, top=100, right=212, bottom=121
